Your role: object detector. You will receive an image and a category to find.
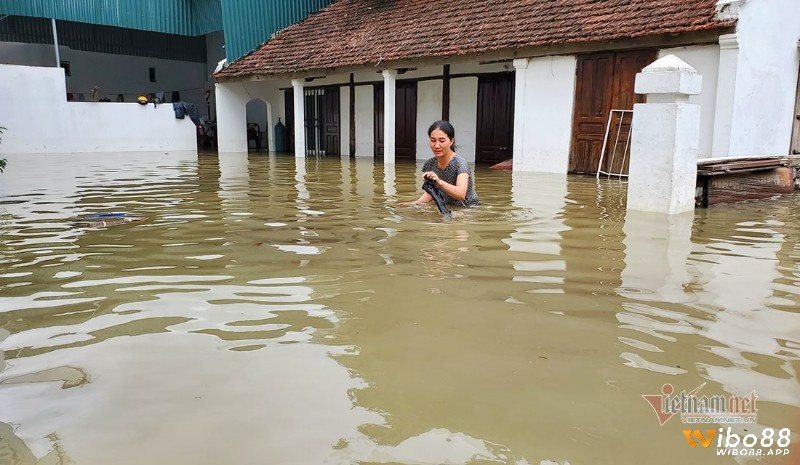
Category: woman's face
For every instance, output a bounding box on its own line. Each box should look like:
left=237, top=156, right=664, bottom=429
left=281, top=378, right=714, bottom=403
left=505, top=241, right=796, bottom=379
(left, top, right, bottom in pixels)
left=429, top=128, right=454, bottom=158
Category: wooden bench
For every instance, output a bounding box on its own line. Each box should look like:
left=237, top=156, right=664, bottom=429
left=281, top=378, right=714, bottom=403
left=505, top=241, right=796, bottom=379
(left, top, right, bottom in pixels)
left=695, top=156, right=795, bottom=207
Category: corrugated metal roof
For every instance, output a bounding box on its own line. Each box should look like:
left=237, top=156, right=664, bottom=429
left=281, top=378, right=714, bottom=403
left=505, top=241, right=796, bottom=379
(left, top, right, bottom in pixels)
left=191, top=0, right=223, bottom=36
left=0, top=16, right=207, bottom=62
left=220, top=0, right=332, bottom=61
left=0, top=0, right=333, bottom=62
left=0, top=0, right=216, bottom=36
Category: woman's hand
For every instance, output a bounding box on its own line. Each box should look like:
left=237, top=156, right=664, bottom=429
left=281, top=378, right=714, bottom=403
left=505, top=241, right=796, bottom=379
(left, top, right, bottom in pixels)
left=422, top=171, right=440, bottom=183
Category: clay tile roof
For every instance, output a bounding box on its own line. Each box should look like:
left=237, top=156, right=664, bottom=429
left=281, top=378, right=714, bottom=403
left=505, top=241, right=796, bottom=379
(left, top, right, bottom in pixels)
left=216, top=0, right=733, bottom=79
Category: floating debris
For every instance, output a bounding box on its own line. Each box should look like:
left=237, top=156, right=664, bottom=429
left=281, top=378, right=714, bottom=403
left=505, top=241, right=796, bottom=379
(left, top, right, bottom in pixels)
left=74, top=212, right=143, bottom=228
left=0, top=365, right=90, bottom=389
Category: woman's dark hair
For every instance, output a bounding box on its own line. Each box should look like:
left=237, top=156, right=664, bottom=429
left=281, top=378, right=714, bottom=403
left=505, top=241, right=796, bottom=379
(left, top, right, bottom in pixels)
left=427, top=120, right=457, bottom=151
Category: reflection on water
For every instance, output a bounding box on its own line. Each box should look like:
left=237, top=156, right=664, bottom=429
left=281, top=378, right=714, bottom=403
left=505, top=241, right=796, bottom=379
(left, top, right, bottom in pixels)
left=0, top=152, right=798, bottom=465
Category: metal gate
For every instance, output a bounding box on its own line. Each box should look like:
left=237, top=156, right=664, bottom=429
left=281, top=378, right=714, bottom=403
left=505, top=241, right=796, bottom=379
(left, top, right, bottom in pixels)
left=303, top=87, right=340, bottom=156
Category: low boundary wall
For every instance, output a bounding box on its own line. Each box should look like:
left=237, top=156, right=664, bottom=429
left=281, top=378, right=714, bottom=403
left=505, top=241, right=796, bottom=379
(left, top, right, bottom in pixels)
left=0, top=64, right=196, bottom=155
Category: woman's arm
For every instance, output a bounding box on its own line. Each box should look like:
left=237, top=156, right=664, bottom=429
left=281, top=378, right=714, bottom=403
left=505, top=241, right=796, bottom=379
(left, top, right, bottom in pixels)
left=400, top=191, right=433, bottom=206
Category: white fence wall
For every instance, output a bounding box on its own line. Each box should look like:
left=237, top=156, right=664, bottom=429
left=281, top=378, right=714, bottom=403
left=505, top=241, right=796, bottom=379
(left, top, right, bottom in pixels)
left=0, top=64, right=197, bottom=155
left=0, top=42, right=212, bottom=109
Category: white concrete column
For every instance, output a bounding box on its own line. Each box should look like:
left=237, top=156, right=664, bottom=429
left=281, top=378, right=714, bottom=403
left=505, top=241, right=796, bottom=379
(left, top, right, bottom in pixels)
left=291, top=79, right=306, bottom=158
left=215, top=82, right=249, bottom=153
left=711, top=33, right=739, bottom=157
left=382, top=69, right=397, bottom=164
left=511, top=58, right=529, bottom=171
left=627, top=55, right=702, bottom=214
left=339, top=85, right=350, bottom=157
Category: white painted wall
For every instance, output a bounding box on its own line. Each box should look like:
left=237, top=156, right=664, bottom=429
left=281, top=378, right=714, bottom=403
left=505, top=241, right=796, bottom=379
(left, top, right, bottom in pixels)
left=354, top=85, right=375, bottom=157
left=451, top=62, right=511, bottom=74
left=389, top=65, right=442, bottom=81
left=0, top=64, right=196, bottom=155
left=727, top=0, right=800, bottom=156
left=658, top=45, right=720, bottom=158
left=215, top=80, right=286, bottom=153
left=711, top=34, right=739, bottom=157
left=215, top=81, right=250, bottom=153
left=0, top=42, right=210, bottom=111
left=516, top=55, right=577, bottom=173
left=449, top=77, right=478, bottom=162
left=416, top=80, right=443, bottom=159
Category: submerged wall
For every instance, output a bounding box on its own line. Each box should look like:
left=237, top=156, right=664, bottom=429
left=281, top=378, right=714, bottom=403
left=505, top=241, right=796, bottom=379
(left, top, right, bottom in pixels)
left=0, top=64, right=196, bottom=155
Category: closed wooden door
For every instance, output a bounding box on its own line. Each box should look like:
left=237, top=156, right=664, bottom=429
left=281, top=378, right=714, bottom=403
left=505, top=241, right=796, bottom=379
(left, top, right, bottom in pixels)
left=570, top=50, right=656, bottom=174
left=374, top=84, right=385, bottom=158
left=374, top=81, right=418, bottom=160
left=395, top=82, right=417, bottom=160
left=284, top=90, right=294, bottom=153
left=476, top=73, right=515, bottom=165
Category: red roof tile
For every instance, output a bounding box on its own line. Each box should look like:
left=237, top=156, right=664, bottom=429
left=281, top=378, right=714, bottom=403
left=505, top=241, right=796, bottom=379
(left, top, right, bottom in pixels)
left=216, top=0, right=733, bottom=78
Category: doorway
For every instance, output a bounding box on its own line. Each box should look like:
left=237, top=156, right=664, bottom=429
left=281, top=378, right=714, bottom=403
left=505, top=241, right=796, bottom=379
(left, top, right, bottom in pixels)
left=476, top=73, right=515, bottom=165
left=283, top=86, right=340, bottom=156
left=570, top=50, right=656, bottom=174
left=246, top=99, right=267, bottom=151
left=304, top=87, right=340, bottom=156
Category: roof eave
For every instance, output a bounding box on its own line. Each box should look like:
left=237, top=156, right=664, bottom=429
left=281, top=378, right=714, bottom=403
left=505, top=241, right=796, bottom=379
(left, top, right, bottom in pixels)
left=214, top=25, right=736, bottom=82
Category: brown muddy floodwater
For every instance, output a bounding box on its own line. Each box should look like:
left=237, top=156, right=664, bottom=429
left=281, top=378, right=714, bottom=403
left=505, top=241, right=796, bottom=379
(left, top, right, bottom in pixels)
left=0, top=151, right=798, bottom=465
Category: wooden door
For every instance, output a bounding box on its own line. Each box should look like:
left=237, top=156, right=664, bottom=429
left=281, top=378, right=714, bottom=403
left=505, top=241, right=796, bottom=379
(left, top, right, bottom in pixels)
left=322, top=86, right=340, bottom=156
left=374, top=81, right=418, bottom=160
left=374, top=84, right=384, bottom=158
left=284, top=90, right=294, bottom=153
left=476, top=73, right=515, bottom=165
left=570, top=50, right=656, bottom=174
left=395, top=82, right=417, bottom=160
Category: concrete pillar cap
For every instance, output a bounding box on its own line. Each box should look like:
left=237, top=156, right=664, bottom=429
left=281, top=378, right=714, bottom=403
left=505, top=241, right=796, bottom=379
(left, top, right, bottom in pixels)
left=635, top=54, right=701, bottom=96
left=642, top=54, right=697, bottom=74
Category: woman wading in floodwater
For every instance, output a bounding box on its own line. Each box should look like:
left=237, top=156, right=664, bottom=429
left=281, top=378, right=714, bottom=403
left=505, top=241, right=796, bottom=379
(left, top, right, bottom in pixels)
left=403, top=120, right=479, bottom=208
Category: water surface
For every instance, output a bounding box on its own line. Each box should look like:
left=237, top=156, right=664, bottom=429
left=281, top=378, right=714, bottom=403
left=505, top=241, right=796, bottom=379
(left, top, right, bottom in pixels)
left=0, top=152, right=798, bottom=465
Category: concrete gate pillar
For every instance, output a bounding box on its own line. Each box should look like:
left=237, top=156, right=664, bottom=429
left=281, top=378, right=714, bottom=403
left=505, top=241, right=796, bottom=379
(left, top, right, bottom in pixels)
left=511, top=58, right=529, bottom=171
left=291, top=79, right=306, bottom=158
left=627, top=55, right=702, bottom=214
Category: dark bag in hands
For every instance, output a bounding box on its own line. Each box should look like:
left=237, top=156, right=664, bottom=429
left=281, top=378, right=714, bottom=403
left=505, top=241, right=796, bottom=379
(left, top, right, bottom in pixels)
left=422, top=179, right=452, bottom=217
